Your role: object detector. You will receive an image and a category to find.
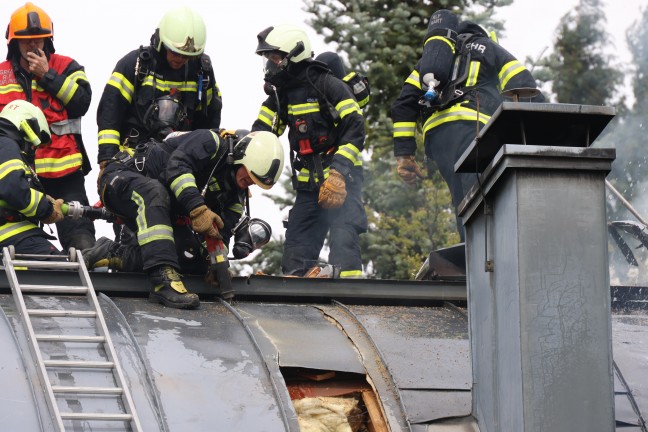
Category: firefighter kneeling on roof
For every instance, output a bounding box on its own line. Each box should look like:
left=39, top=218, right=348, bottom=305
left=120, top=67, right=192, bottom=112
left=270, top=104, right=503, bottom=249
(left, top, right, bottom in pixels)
left=252, top=24, right=368, bottom=278
left=82, top=125, right=284, bottom=310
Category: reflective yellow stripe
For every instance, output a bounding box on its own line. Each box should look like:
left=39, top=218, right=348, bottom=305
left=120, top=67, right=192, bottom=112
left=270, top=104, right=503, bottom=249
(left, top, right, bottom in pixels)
left=141, top=76, right=198, bottom=93
left=20, top=189, right=43, bottom=218
left=257, top=106, right=275, bottom=127
left=336, top=98, right=360, bottom=119
left=98, top=129, right=121, bottom=146
left=288, top=102, right=320, bottom=116
left=56, top=74, right=83, bottom=105
left=423, top=104, right=490, bottom=133
left=499, top=60, right=526, bottom=91
left=405, top=70, right=421, bottom=89
left=297, top=166, right=330, bottom=183
left=107, top=72, right=134, bottom=103
left=0, top=160, right=28, bottom=180
left=0, top=221, right=39, bottom=242
left=0, top=83, right=24, bottom=94
left=35, top=153, right=83, bottom=174
left=131, top=191, right=174, bottom=246
left=170, top=173, right=198, bottom=198
left=340, top=269, right=363, bottom=278
left=337, top=143, right=362, bottom=165
left=227, top=203, right=244, bottom=214
left=393, top=121, right=416, bottom=138
left=424, top=35, right=456, bottom=53
left=466, top=61, right=480, bottom=87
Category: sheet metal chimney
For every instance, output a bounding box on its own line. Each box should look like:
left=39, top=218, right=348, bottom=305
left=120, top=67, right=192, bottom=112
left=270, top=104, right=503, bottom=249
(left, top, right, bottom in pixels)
left=456, top=102, right=616, bottom=432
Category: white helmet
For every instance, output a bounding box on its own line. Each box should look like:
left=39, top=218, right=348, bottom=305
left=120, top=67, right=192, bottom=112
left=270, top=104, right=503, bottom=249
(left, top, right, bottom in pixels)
left=233, top=131, right=284, bottom=190
left=0, top=99, right=51, bottom=146
left=256, top=24, right=313, bottom=63
left=155, top=6, right=206, bottom=57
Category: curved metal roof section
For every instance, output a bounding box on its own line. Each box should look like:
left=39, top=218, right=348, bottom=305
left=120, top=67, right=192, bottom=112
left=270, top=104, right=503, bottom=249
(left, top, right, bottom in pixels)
left=0, top=272, right=646, bottom=431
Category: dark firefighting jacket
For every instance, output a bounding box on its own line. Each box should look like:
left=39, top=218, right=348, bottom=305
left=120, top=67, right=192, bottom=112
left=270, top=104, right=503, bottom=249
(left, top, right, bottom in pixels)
left=97, top=47, right=223, bottom=163
left=391, top=22, right=543, bottom=157
left=0, top=55, right=91, bottom=178
left=0, top=130, right=56, bottom=244
left=115, top=130, right=245, bottom=225
left=251, top=61, right=365, bottom=190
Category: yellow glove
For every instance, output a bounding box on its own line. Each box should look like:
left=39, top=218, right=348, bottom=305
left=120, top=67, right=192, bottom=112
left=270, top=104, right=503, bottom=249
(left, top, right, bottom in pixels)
left=189, top=205, right=224, bottom=239
left=41, top=195, right=65, bottom=224
left=219, top=129, right=239, bottom=138
left=396, top=155, right=425, bottom=186
left=318, top=169, right=347, bottom=209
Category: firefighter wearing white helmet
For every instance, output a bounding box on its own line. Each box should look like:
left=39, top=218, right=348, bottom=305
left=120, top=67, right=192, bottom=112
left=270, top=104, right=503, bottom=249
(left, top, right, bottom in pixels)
left=155, top=6, right=206, bottom=57
left=0, top=100, right=65, bottom=255
left=252, top=24, right=368, bottom=279
left=83, top=129, right=284, bottom=309
left=233, top=131, right=284, bottom=190
left=97, top=6, right=222, bottom=166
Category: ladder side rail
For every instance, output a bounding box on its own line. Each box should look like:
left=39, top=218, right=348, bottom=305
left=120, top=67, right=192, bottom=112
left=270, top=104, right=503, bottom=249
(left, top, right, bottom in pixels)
left=2, top=247, right=66, bottom=432
left=76, top=250, right=143, bottom=432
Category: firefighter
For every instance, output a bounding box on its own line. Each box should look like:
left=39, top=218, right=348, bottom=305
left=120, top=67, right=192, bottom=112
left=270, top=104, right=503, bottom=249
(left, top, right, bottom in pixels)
left=252, top=24, right=367, bottom=278
left=0, top=2, right=95, bottom=251
left=82, top=127, right=284, bottom=309
left=96, top=6, right=222, bottom=165
left=0, top=100, right=65, bottom=255
left=391, top=11, right=544, bottom=241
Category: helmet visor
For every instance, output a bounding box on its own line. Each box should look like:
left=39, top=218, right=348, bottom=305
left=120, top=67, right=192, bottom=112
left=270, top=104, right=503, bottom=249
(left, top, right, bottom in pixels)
left=262, top=51, right=284, bottom=77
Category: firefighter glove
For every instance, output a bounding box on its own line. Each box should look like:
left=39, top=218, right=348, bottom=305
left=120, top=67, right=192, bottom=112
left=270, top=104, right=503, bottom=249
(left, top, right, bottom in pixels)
left=41, top=195, right=65, bottom=224
left=190, top=205, right=224, bottom=239
left=396, top=155, right=425, bottom=186
left=318, top=169, right=347, bottom=209
left=97, top=160, right=109, bottom=187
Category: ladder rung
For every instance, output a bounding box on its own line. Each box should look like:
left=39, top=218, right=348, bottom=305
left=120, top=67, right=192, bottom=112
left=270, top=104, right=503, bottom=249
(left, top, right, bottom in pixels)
left=27, top=309, right=96, bottom=318
left=60, top=412, right=133, bottom=421
left=44, top=360, right=114, bottom=369
left=52, top=385, right=123, bottom=395
left=9, top=260, right=79, bottom=270
left=36, top=334, right=105, bottom=343
left=21, top=284, right=88, bottom=294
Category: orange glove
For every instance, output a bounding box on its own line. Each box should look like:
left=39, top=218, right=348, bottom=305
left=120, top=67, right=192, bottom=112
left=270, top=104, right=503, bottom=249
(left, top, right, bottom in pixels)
left=318, top=169, right=347, bottom=209
left=396, top=155, right=425, bottom=185
left=41, top=195, right=65, bottom=224
left=189, top=205, right=224, bottom=239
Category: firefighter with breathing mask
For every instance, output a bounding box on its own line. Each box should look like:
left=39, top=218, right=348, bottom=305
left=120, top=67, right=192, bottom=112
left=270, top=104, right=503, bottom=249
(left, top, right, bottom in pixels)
left=252, top=24, right=367, bottom=278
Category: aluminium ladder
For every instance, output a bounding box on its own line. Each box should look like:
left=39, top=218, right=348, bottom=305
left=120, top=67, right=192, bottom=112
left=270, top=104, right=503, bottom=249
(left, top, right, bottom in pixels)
left=2, top=246, right=142, bottom=432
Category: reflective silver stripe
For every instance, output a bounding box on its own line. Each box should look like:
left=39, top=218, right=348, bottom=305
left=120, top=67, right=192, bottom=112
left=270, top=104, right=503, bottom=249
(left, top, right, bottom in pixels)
left=50, top=118, right=82, bottom=135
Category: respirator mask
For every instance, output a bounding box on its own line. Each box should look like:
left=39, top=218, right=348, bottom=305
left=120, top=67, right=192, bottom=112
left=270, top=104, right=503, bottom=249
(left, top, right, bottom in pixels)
left=232, top=216, right=272, bottom=259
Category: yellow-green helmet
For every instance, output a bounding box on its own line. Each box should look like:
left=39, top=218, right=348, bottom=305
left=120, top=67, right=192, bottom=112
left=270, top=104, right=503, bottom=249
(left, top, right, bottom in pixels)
left=156, top=6, right=206, bottom=57
left=233, top=131, right=284, bottom=190
left=256, top=24, right=313, bottom=63
left=0, top=99, right=51, bottom=146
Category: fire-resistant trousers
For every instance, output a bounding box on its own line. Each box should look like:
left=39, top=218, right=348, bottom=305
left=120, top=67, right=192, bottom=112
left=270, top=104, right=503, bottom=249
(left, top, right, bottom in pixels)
left=424, top=120, right=480, bottom=242
left=99, top=164, right=178, bottom=272
left=282, top=166, right=367, bottom=278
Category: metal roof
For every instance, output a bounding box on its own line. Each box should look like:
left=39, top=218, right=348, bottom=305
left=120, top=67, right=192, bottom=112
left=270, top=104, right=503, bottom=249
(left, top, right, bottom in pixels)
left=0, top=271, right=646, bottom=431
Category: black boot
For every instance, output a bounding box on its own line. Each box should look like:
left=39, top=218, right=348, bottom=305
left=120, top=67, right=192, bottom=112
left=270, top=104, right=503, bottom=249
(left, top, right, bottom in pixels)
left=81, top=237, right=123, bottom=270
left=148, top=266, right=200, bottom=309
